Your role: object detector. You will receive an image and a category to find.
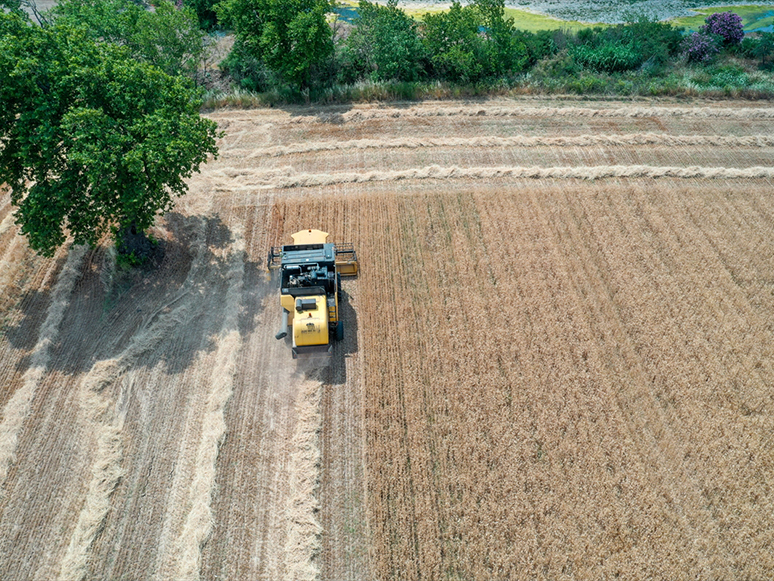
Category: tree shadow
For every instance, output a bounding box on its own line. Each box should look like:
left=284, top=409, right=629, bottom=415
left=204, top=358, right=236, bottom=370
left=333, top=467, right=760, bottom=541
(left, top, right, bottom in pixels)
left=277, top=101, right=355, bottom=125
left=5, top=212, right=266, bottom=378
left=1, top=253, right=70, bottom=352
left=277, top=97, right=443, bottom=128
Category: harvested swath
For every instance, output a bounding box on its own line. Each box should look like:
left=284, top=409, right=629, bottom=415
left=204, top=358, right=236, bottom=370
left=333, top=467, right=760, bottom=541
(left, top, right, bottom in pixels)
left=284, top=377, right=324, bottom=581
left=59, top=403, right=125, bottom=581
left=210, top=164, right=774, bottom=190
left=283, top=105, right=774, bottom=124
left=166, top=228, right=245, bottom=581
left=228, top=134, right=774, bottom=158
left=0, top=244, right=87, bottom=491
left=0, top=210, right=15, bottom=237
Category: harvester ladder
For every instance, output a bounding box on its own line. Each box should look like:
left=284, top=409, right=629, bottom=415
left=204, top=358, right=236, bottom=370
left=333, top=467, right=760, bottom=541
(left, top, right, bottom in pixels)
left=267, top=246, right=283, bottom=269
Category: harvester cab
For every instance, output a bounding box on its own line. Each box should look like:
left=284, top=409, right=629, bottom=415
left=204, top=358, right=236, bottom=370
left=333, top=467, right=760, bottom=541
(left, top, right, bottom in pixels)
left=267, top=229, right=358, bottom=359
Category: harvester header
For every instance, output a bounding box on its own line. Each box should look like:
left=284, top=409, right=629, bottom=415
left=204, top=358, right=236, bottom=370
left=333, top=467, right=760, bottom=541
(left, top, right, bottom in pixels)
left=268, top=230, right=358, bottom=358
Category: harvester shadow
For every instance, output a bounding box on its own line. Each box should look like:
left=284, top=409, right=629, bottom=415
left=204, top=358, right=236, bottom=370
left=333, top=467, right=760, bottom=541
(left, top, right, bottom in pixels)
left=7, top=212, right=266, bottom=378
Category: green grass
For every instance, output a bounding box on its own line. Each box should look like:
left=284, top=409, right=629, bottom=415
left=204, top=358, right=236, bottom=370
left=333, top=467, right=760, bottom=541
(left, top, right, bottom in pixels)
left=503, top=8, right=602, bottom=32
left=335, top=0, right=603, bottom=30
left=505, top=8, right=608, bottom=32
left=406, top=6, right=597, bottom=30
left=336, top=2, right=774, bottom=33
left=670, top=5, right=774, bottom=32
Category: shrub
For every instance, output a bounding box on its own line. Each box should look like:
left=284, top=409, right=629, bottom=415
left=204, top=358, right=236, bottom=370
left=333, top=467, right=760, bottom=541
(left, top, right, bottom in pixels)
left=570, top=17, right=683, bottom=73
left=573, top=41, right=641, bottom=72
left=219, top=42, right=274, bottom=91
left=522, top=30, right=557, bottom=63
left=566, top=73, right=607, bottom=94
left=701, top=11, right=744, bottom=45
left=682, top=32, right=720, bottom=63
left=737, top=36, right=759, bottom=57
left=539, top=51, right=581, bottom=77
left=626, top=16, right=684, bottom=67
left=754, top=32, right=774, bottom=70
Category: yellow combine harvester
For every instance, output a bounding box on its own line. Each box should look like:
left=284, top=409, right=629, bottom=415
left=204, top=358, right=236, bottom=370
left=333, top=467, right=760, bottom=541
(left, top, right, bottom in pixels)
left=267, top=230, right=358, bottom=358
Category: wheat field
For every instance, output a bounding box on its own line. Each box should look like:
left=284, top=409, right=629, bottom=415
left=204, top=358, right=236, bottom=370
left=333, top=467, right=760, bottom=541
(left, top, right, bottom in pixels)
left=1, top=98, right=773, bottom=580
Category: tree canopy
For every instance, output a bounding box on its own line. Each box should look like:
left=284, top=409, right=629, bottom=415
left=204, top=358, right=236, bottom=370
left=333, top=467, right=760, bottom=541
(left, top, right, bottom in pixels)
left=0, top=9, right=219, bottom=257
left=52, top=0, right=206, bottom=78
left=344, top=0, right=426, bottom=82
left=423, top=2, right=485, bottom=82
left=217, top=0, right=334, bottom=88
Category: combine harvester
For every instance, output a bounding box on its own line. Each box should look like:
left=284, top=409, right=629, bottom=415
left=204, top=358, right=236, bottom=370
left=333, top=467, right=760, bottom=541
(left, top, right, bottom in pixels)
left=268, top=229, right=358, bottom=358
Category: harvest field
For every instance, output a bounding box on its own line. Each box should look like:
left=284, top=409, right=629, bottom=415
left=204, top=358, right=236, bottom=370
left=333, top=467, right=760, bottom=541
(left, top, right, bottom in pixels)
left=2, top=97, right=774, bottom=580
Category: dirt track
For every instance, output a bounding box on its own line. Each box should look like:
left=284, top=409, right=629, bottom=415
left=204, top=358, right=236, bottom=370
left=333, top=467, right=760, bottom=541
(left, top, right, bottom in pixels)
left=1, top=98, right=774, bottom=580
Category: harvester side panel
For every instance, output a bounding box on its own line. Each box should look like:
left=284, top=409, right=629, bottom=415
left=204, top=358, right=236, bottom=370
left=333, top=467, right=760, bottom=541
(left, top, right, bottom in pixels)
left=334, top=243, right=359, bottom=277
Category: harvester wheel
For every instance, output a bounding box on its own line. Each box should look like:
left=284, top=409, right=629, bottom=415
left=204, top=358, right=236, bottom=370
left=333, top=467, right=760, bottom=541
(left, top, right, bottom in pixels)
left=336, top=320, right=344, bottom=341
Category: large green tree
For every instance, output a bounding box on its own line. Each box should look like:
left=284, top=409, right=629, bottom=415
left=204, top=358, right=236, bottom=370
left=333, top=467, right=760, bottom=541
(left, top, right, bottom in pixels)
left=423, top=1, right=485, bottom=82
left=52, top=0, right=206, bottom=78
left=0, top=10, right=219, bottom=257
left=473, top=0, right=530, bottom=76
left=217, top=0, right=334, bottom=88
left=344, top=0, right=425, bottom=82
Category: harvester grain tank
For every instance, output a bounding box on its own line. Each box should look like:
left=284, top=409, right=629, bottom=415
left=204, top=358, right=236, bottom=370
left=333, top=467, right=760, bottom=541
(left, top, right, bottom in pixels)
left=267, top=229, right=358, bottom=358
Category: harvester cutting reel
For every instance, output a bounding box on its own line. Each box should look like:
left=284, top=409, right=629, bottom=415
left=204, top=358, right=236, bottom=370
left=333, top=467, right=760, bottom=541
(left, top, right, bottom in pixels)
left=268, top=229, right=358, bottom=358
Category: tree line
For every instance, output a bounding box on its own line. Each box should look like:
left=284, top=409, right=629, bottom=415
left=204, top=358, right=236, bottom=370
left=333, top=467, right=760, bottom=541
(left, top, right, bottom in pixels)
left=216, top=0, right=774, bottom=94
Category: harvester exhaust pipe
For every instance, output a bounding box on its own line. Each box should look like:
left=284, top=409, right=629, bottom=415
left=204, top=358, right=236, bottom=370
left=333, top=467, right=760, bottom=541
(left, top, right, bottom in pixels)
left=275, top=309, right=289, bottom=340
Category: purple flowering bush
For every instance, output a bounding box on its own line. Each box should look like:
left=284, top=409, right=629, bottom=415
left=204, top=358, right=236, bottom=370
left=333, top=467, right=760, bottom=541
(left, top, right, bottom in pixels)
left=701, top=12, right=744, bottom=45
left=682, top=32, right=721, bottom=63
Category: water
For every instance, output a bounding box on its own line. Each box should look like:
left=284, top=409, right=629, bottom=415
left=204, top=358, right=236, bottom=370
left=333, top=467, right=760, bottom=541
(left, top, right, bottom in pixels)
left=335, top=6, right=359, bottom=23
